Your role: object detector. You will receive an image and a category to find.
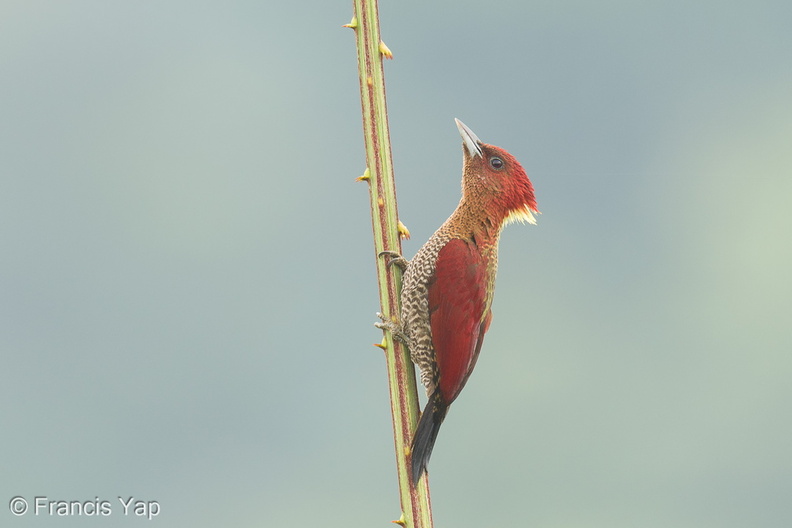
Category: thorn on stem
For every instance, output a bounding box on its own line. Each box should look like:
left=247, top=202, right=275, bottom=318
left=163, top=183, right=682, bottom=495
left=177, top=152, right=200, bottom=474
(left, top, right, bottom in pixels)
left=355, top=168, right=371, bottom=182
left=397, top=220, right=411, bottom=240
left=342, top=16, right=357, bottom=29
left=379, top=40, right=394, bottom=59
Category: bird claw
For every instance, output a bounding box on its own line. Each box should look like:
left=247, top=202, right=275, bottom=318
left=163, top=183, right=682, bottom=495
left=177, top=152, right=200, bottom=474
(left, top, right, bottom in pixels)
left=378, top=250, right=409, bottom=271
left=375, top=312, right=409, bottom=344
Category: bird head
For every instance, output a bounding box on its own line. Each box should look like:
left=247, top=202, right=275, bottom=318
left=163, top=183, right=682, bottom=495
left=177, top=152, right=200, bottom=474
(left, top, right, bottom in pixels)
left=455, top=118, right=539, bottom=226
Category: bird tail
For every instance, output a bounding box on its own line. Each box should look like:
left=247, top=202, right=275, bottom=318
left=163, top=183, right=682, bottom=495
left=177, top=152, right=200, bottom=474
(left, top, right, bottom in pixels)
left=410, top=389, right=449, bottom=485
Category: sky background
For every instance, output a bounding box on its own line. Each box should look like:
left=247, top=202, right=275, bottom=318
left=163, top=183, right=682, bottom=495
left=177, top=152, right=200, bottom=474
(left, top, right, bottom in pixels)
left=2, top=1, right=791, bottom=527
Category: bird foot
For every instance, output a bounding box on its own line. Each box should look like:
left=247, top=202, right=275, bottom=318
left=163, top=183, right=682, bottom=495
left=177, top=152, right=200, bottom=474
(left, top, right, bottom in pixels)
left=378, top=250, right=409, bottom=271
left=375, top=312, right=409, bottom=344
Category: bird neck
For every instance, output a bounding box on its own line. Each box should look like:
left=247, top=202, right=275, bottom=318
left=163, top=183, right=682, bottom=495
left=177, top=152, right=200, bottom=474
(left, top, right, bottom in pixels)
left=445, top=195, right=507, bottom=247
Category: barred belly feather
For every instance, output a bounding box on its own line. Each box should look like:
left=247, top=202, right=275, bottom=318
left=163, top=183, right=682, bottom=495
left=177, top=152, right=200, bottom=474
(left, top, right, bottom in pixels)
left=399, top=230, right=452, bottom=395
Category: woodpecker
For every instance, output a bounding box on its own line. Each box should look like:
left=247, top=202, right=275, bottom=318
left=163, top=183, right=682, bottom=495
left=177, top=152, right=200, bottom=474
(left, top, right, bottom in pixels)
left=380, top=119, right=538, bottom=485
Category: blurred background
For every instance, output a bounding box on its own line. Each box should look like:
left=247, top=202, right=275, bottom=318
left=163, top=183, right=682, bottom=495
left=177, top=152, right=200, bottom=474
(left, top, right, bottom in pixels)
left=2, top=1, right=790, bottom=526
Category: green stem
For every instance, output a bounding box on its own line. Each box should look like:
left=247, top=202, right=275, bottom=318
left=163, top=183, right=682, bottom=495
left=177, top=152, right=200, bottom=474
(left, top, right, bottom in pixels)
left=347, top=2, right=434, bottom=527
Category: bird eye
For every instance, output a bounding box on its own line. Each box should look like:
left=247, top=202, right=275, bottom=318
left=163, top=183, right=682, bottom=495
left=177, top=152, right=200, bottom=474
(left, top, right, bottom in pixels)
left=489, top=156, right=504, bottom=170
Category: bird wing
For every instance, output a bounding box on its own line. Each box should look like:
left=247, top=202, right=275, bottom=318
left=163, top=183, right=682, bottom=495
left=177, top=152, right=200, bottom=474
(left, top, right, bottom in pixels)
left=428, top=237, right=493, bottom=404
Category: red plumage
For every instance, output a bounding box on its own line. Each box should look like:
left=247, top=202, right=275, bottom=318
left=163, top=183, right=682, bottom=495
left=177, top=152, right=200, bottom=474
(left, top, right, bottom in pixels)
left=429, top=238, right=491, bottom=404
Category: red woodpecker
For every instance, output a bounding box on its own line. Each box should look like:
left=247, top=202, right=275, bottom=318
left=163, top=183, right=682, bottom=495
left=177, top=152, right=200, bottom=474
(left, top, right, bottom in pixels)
left=380, top=119, right=538, bottom=484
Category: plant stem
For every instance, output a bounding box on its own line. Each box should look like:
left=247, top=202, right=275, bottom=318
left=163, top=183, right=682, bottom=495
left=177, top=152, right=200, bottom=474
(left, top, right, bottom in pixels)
left=347, top=1, right=434, bottom=526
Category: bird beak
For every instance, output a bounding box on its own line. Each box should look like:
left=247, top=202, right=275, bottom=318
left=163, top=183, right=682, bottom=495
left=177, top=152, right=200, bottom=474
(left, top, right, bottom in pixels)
left=455, top=118, right=483, bottom=158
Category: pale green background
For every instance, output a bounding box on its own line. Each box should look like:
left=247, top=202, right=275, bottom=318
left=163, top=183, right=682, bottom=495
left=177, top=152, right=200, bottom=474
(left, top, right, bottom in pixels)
left=2, top=1, right=791, bottom=526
